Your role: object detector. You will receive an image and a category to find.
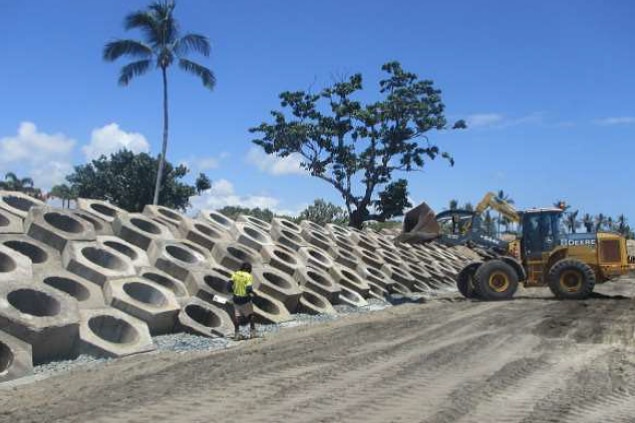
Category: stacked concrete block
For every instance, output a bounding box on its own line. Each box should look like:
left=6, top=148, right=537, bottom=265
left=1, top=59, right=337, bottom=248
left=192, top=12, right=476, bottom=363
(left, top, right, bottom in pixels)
left=37, top=269, right=106, bottom=309
left=298, top=287, right=337, bottom=315
left=25, top=207, right=96, bottom=252
left=71, top=209, right=113, bottom=236
left=197, top=210, right=235, bottom=233
left=252, top=289, right=293, bottom=324
left=337, top=285, right=369, bottom=308
left=0, top=281, right=80, bottom=364
left=0, top=243, right=32, bottom=284
left=143, top=204, right=184, bottom=235
left=178, top=297, right=234, bottom=338
left=0, top=190, right=45, bottom=219
left=0, top=331, right=33, bottom=382
left=0, top=208, right=23, bottom=234
left=271, top=217, right=302, bottom=236
left=184, top=266, right=233, bottom=305
left=147, top=239, right=208, bottom=282
left=252, top=266, right=302, bottom=313
left=112, top=213, right=174, bottom=250
left=296, top=266, right=341, bottom=303
left=177, top=218, right=231, bottom=252
left=76, top=198, right=125, bottom=223
left=329, top=264, right=370, bottom=297
left=260, top=244, right=301, bottom=277
left=212, top=241, right=262, bottom=271
left=63, top=241, right=136, bottom=287
left=97, top=235, right=151, bottom=269
left=79, top=308, right=155, bottom=358
left=271, top=226, right=306, bottom=251
left=236, top=214, right=272, bottom=233
left=104, top=278, right=180, bottom=335
left=138, top=267, right=190, bottom=305
left=232, top=222, right=273, bottom=252
left=298, top=245, right=334, bottom=272
left=0, top=235, right=57, bottom=275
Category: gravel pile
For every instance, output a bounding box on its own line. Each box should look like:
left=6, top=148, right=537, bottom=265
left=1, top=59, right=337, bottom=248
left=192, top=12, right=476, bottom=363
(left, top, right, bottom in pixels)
left=31, top=298, right=396, bottom=379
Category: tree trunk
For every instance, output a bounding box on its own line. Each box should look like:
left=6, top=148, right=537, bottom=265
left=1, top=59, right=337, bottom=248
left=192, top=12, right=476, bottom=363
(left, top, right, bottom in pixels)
left=348, top=208, right=365, bottom=230
left=153, top=67, right=169, bottom=205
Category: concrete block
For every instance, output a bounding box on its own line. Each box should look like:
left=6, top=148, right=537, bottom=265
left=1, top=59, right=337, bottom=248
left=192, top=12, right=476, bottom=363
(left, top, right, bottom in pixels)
left=367, top=281, right=389, bottom=301
left=71, top=209, right=113, bottom=236
left=232, top=222, right=273, bottom=252
left=381, top=263, right=416, bottom=289
left=252, top=265, right=302, bottom=313
left=252, top=289, right=293, bottom=324
left=25, top=207, right=96, bottom=252
left=357, top=264, right=395, bottom=290
left=329, top=263, right=370, bottom=297
left=137, top=267, right=190, bottom=304
left=97, top=235, right=151, bottom=269
left=298, top=246, right=334, bottom=272
left=112, top=212, right=174, bottom=250
left=330, top=246, right=360, bottom=270
left=104, top=278, right=180, bottom=335
left=358, top=248, right=384, bottom=269
left=337, top=285, right=369, bottom=308
left=326, top=223, right=357, bottom=241
left=299, top=220, right=329, bottom=236
left=177, top=218, right=231, bottom=252
left=0, top=282, right=80, bottom=364
left=76, top=198, right=124, bottom=223
left=235, top=214, right=271, bottom=232
left=0, top=243, right=33, bottom=284
left=63, top=241, right=136, bottom=287
left=377, top=248, right=404, bottom=267
left=37, top=269, right=106, bottom=309
left=331, top=233, right=357, bottom=251
left=260, top=244, right=301, bottom=276
left=184, top=265, right=234, bottom=305
left=0, top=191, right=45, bottom=219
left=0, top=234, right=62, bottom=272
left=295, top=266, right=340, bottom=303
left=301, top=227, right=334, bottom=251
left=271, top=217, right=302, bottom=236
left=0, top=208, right=23, bottom=234
left=355, top=232, right=380, bottom=251
left=178, top=297, right=234, bottom=338
left=211, top=241, right=262, bottom=271
left=79, top=307, right=154, bottom=358
left=270, top=226, right=306, bottom=251
left=197, top=210, right=235, bottom=232
left=147, top=239, right=208, bottom=282
left=298, top=288, right=336, bottom=315
left=0, top=330, right=33, bottom=383
left=142, top=204, right=185, bottom=232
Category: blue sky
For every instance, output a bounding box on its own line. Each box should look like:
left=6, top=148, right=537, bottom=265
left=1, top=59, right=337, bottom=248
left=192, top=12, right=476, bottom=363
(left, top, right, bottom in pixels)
left=0, top=0, right=633, bottom=221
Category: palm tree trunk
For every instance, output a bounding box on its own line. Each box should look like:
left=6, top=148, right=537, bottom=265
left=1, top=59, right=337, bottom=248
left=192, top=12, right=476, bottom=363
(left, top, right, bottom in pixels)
left=153, top=66, right=169, bottom=205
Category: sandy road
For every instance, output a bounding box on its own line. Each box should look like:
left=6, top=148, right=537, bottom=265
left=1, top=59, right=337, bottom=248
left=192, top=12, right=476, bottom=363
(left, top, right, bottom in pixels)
left=3, top=280, right=635, bottom=423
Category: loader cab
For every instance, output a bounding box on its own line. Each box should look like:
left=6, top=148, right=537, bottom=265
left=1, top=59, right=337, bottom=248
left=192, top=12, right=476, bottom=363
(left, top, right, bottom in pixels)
left=520, top=209, right=565, bottom=259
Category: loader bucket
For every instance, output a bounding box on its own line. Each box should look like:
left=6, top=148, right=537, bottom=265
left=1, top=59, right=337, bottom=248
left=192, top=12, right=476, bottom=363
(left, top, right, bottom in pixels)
left=393, top=201, right=441, bottom=244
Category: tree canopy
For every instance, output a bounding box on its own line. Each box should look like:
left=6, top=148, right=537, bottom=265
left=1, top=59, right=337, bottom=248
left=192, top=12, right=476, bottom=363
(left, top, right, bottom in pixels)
left=298, top=199, right=348, bottom=226
left=66, top=150, right=196, bottom=212
left=217, top=206, right=275, bottom=222
left=250, top=61, right=465, bottom=228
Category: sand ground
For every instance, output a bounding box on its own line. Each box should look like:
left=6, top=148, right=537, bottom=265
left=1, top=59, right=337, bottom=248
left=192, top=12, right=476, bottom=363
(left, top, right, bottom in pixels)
left=3, top=277, right=635, bottom=423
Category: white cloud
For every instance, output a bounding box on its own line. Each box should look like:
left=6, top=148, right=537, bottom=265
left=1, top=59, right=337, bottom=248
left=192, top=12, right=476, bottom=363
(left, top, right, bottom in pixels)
left=82, top=123, right=150, bottom=160
left=0, top=122, right=75, bottom=189
left=593, top=116, right=635, bottom=125
left=246, top=147, right=306, bottom=175
left=189, top=178, right=280, bottom=212
left=466, top=113, right=504, bottom=128
left=465, top=112, right=545, bottom=129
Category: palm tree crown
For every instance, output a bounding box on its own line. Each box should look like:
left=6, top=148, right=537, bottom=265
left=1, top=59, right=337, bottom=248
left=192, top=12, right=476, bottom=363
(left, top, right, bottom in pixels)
left=103, top=0, right=215, bottom=205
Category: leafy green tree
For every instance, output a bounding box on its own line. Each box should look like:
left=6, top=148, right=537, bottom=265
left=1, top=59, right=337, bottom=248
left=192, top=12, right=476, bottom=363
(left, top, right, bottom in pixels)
left=582, top=213, right=594, bottom=233
left=250, top=61, right=465, bottom=228
left=565, top=210, right=580, bottom=234
left=616, top=214, right=629, bottom=236
left=298, top=199, right=348, bottom=226
left=463, top=202, right=474, bottom=212
left=195, top=173, right=211, bottom=195
left=448, top=199, right=458, bottom=210
left=217, top=206, right=275, bottom=222
left=104, top=0, right=215, bottom=206
left=66, top=150, right=196, bottom=212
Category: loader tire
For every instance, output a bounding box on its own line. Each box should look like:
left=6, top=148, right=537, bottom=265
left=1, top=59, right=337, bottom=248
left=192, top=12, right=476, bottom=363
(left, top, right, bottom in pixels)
left=456, top=263, right=480, bottom=299
left=473, top=259, right=518, bottom=301
left=547, top=259, right=595, bottom=300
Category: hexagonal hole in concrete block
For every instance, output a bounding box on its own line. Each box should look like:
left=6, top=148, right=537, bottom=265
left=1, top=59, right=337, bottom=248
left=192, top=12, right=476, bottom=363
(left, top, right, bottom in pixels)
left=298, top=246, right=333, bottom=271
left=43, top=276, right=91, bottom=302
left=236, top=214, right=271, bottom=232
left=272, top=228, right=305, bottom=251
left=8, top=288, right=62, bottom=317
left=234, top=223, right=272, bottom=252
left=2, top=238, right=52, bottom=265
left=0, top=331, right=33, bottom=382
left=198, top=210, right=234, bottom=231
left=82, top=246, right=128, bottom=270
left=271, top=217, right=302, bottom=235
left=252, top=290, right=292, bottom=324
left=0, top=208, right=23, bottom=234
left=185, top=303, right=221, bottom=328
left=296, top=267, right=340, bottom=303
left=0, top=249, right=17, bottom=272
left=212, top=242, right=261, bottom=271
left=123, top=281, right=168, bottom=307
left=88, top=315, right=140, bottom=344
left=298, top=288, right=336, bottom=315
left=0, top=191, right=44, bottom=218
left=179, top=299, right=234, bottom=337
left=0, top=341, right=12, bottom=374
left=99, top=237, right=150, bottom=269
left=43, top=211, right=85, bottom=233
left=337, top=284, right=368, bottom=307
left=72, top=210, right=112, bottom=235
left=140, top=269, right=189, bottom=299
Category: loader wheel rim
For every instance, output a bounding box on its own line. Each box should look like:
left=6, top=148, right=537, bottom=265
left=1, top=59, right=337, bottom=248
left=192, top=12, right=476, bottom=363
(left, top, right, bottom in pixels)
left=488, top=271, right=510, bottom=292
left=560, top=270, right=583, bottom=292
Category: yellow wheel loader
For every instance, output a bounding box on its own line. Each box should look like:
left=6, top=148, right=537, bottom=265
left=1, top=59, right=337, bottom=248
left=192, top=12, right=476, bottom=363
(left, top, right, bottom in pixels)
left=397, top=195, right=635, bottom=301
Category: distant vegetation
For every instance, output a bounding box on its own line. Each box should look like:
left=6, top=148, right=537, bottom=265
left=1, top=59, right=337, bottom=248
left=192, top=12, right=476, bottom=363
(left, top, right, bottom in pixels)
left=251, top=61, right=466, bottom=229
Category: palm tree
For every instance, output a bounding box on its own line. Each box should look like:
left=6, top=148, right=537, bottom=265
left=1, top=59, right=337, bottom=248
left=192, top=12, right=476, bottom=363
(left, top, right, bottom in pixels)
left=606, top=216, right=614, bottom=231
left=463, top=202, right=474, bottom=211
left=49, top=184, right=77, bottom=208
left=595, top=213, right=606, bottom=232
left=0, top=172, right=39, bottom=198
left=553, top=199, right=570, bottom=211
left=617, top=214, right=629, bottom=236
left=566, top=210, right=580, bottom=234
left=582, top=213, right=594, bottom=233
left=495, top=190, right=514, bottom=234
left=103, top=1, right=215, bottom=206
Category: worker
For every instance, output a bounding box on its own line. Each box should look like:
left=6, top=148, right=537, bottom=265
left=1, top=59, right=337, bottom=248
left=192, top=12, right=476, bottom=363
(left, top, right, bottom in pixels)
left=226, top=262, right=257, bottom=340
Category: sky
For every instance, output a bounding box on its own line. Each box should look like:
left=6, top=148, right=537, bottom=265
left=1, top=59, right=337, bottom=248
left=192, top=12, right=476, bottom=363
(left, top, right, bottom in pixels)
left=0, top=0, right=634, bottom=221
